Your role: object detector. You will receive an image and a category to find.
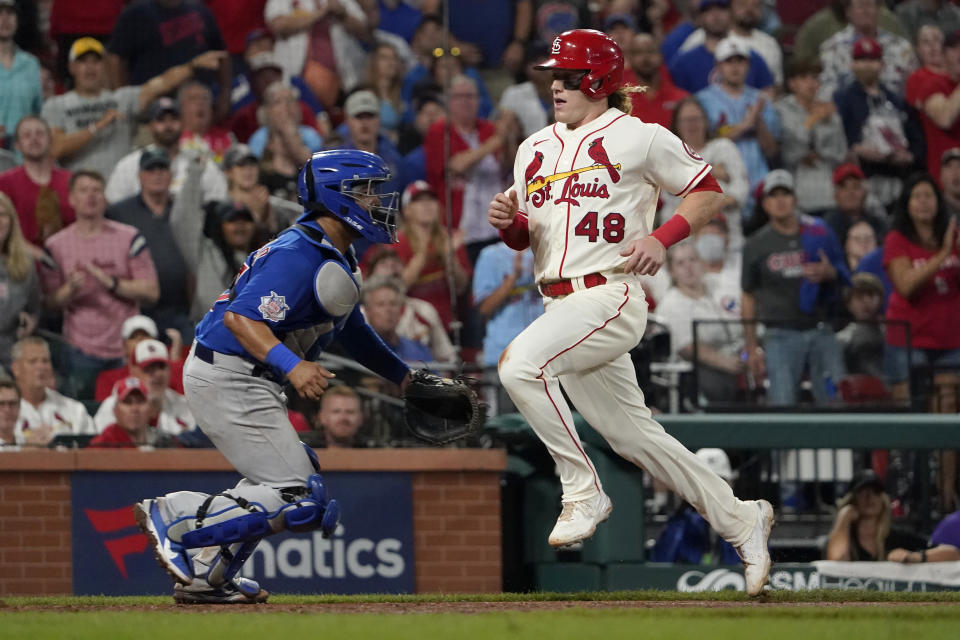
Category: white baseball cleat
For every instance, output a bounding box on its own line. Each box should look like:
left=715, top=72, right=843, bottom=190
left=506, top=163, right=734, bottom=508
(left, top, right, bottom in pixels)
left=736, top=499, right=775, bottom=597
left=134, top=499, right=192, bottom=586
left=547, top=491, right=613, bottom=548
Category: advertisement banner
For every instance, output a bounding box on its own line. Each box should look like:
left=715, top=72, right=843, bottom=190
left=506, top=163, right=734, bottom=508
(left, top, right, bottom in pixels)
left=72, top=471, right=414, bottom=595
left=604, top=563, right=960, bottom=592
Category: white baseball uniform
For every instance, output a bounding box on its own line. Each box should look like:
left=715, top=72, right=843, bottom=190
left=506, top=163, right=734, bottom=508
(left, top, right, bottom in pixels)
left=498, top=107, right=757, bottom=545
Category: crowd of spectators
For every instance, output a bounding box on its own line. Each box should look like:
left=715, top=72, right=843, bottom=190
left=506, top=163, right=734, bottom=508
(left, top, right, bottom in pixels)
left=0, top=0, right=957, bottom=521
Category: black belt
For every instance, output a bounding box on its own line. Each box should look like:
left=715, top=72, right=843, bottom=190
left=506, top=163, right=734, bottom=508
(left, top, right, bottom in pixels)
left=194, top=343, right=281, bottom=383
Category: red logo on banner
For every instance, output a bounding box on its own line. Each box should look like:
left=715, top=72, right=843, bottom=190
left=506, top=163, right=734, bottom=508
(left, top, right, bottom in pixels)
left=84, top=506, right=148, bottom=579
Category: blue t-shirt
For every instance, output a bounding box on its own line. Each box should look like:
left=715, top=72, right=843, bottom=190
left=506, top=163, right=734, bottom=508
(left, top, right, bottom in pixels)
left=402, top=146, right=426, bottom=184
left=447, top=0, right=514, bottom=67
left=248, top=125, right=324, bottom=158
left=661, top=21, right=696, bottom=64
left=472, top=243, right=544, bottom=367
left=669, top=45, right=774, bottom=94
left=195, top=224, right=409, bottom=384
left=855, top=247, right=894, bottom=312
left=0, top=48, right=42, bottom=146
left=696, top=83, right=781, bottom=190
left=377, top=0, right=422, bottom=43
left=393, top=335, right=434, bottom=363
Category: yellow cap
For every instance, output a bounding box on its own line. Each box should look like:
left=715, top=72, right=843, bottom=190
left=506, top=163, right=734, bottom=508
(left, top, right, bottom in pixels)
left=68, top=37, right=105, bottom=63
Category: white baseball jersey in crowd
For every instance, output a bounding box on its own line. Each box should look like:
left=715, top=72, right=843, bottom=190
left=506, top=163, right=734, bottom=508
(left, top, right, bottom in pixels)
left=498, top=107, right=758, bottom=546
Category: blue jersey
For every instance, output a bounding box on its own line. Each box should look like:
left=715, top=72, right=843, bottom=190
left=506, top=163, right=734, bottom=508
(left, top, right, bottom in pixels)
left=195, top=223, right=410, bottom=384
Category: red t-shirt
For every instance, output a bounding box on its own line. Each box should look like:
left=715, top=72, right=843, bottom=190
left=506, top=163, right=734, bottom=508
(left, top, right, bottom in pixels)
left=883, top=229, right=960, bottom=349
left=0, top=167, right=75, bottom=246
left=88, top=424, right=138, bottom=448
left=624, top=67, right=689, bottom=129
left=49, top=0, right=124, bottom=36
left=392, top=231, right=472, bottom=329
left=204, top=0, right=266, bottom=54
left=94, top=362, right=185, bottom=402
left=424, top=118, right=497, bottom=230
left=905, top=67, right=960, bottom=183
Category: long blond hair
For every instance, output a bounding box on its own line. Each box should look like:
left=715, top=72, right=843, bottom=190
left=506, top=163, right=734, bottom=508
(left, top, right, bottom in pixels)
left=836, top=489, right=892, bottom=560
left=365, top=43, right=403, bottom=110
left=0, top=192, right=31, bottom=282
left=609, top=83, right=648, bottom=114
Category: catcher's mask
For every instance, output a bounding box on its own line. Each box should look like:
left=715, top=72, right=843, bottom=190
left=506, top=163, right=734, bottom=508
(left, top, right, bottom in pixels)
left=297, top=149, right=400, bottom=244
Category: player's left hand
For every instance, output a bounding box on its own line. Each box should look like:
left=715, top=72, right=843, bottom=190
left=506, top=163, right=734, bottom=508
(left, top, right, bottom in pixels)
left=620, top=236, right=666, bottom=276
left=288, top=361, right=336, bottom=400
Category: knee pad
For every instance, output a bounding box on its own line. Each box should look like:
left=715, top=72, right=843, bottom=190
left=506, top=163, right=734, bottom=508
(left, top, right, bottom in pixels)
left=280, top=473, right=340, bottom=538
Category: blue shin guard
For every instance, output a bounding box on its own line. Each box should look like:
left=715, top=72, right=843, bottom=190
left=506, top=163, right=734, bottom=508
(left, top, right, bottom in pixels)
left=180, top=474, right=339, bottom=549
left=180, top=473, right=341, bottom=589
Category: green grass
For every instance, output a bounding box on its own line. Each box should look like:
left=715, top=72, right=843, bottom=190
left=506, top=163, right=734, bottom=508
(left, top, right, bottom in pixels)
left=3, top=592, right=960, bottom=640
left=7, top=589, right=960, bottom=606
left=1, top=607, right=960, bottom=640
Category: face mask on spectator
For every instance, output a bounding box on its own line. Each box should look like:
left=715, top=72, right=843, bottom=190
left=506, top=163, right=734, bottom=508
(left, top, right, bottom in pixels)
left=695, top=234, right=726, bottom=263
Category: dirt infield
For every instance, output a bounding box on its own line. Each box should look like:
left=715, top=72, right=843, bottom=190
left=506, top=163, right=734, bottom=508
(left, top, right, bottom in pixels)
left=4, top=599, right=956, bottom=614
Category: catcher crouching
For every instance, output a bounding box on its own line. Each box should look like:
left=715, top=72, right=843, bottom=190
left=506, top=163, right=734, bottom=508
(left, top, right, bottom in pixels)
left=133, top=150, right=482, bottom=604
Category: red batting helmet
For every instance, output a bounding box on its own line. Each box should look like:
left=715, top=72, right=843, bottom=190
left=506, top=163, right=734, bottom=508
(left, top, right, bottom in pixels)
left=534, top=29, right=624, bottom=100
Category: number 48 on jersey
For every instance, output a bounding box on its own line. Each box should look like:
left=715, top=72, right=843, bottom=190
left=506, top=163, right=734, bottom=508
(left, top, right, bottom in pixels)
left=574, top=211, right=625, bottom=243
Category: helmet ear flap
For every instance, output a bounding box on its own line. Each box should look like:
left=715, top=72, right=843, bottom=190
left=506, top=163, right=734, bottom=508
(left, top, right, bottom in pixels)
left=579, top=62, right=622, bottom=99
left=305, top=158, right=317, bottom=203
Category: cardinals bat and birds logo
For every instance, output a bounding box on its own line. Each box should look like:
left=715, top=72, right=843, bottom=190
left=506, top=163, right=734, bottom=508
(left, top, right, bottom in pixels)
left=526, top=137, right=620, bottom=208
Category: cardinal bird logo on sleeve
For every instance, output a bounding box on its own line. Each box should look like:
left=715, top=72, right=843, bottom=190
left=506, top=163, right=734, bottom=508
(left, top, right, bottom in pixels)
left=587, top=137, right=621, bottom=183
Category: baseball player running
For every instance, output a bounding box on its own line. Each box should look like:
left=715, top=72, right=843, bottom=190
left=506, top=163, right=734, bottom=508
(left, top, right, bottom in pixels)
left=488, top=29, right=774, bottom=596
left=134, top=150, right=413, bottom=604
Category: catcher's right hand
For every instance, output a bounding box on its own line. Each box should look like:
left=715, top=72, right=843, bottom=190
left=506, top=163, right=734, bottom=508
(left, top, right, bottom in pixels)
left=402, top=369, right=485, bottom=445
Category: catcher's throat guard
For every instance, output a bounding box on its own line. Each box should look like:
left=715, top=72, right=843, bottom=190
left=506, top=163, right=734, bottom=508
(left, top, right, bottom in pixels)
left=402, top=369, right=486, bottom=445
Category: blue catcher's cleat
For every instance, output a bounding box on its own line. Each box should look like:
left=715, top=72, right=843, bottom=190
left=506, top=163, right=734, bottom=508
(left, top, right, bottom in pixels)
left=134, top=499, right=193, bottom=585
left=173, top=577, right=269, bottom=605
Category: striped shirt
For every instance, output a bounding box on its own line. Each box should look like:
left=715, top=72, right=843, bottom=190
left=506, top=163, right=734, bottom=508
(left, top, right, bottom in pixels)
left=40, top=219, right=158, bottom=359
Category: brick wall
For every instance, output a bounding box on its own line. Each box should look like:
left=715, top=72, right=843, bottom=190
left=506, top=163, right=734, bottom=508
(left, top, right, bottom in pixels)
left=413, top=472, right=502, bottom=593
left=0, top=471, right=72, bottom=595
left=0, top=449, right=506, bottom=596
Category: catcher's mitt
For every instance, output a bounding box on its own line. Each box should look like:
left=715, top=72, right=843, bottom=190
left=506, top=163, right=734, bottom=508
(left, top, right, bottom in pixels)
left=402, top=369, right=485, bottom=445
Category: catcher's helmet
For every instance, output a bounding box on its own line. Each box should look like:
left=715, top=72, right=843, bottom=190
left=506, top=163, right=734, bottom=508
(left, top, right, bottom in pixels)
left=297, top=149, right=399, bottom=244
left=534, top=29, right=624, bottom=100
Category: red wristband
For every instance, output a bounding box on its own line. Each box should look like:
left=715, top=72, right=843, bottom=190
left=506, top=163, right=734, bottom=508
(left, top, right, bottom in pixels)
left=500, top=212, right=530, bottom=250
left=651, top=215, right=691, bottom=249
